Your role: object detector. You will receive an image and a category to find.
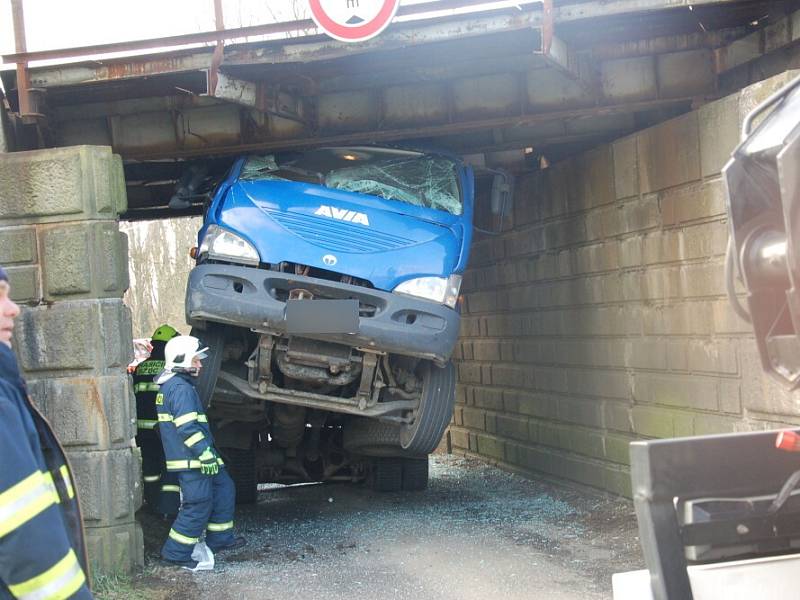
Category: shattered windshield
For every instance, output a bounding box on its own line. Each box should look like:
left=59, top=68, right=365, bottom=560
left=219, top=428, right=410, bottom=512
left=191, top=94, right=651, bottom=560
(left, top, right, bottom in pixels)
left=239, top=149, right=462, bottom=216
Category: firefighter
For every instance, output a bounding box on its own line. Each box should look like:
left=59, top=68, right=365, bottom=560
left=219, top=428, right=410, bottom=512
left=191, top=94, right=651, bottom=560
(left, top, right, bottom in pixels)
left=155, top=335, right=246, bottom=568
left=0, top=265, right=93, bottom=598
left=132, top=324, right=181, bottom=517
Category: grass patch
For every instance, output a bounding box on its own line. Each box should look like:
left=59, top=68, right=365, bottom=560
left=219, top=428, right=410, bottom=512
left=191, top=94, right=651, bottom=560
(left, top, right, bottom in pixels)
left=92, top=572, right=148, bottom=600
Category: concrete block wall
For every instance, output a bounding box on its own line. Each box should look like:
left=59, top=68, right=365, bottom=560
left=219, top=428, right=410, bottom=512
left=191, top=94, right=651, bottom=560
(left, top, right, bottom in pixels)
left=0, top=146, right=143, bottom=573
left=451, top=71, right=800, bottom=497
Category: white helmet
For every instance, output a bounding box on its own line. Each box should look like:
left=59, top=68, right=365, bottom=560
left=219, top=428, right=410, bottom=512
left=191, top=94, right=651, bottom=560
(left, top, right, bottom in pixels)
left=156, top=336, right=209, bottom=383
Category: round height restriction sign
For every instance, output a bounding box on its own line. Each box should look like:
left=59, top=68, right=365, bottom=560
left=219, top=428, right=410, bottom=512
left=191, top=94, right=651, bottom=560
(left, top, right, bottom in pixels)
left=309, top=0, right=401, bottom=43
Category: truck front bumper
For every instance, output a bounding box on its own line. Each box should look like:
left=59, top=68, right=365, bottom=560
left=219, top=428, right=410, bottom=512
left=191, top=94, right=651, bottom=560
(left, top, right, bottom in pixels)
left=186, top=263, right=461, bottom=364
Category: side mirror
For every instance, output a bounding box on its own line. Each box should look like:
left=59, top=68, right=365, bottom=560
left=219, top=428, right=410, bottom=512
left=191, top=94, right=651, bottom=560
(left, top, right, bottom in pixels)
left=490, top=170, right=514, bottom=218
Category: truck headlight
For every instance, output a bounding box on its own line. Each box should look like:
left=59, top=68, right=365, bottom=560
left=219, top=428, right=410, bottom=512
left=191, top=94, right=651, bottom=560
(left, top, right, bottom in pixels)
left=198, top=225, right=260, bottom=266
left=393, top=274, right=462, bottom=309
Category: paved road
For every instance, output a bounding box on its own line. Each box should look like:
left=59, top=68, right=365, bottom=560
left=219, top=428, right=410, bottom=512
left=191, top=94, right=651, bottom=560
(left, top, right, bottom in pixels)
left=136, top=455, right=642, bottom=600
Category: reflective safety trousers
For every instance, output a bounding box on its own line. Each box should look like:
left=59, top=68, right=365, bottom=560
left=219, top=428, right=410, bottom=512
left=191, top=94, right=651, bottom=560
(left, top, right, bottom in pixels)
left=156, top=375, right=223, bottom=472
left=0, top=344, right=91, bottom=600
left=161, top=469, right=236, bottom=562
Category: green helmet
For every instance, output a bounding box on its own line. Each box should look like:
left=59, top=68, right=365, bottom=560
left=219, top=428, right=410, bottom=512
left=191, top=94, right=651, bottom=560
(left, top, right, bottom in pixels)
left=151, top=324, right=179, bottom=343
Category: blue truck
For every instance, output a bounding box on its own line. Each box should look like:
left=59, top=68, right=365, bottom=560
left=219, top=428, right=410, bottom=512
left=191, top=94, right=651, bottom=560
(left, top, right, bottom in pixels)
left=185, top=145, right=475, bottom=500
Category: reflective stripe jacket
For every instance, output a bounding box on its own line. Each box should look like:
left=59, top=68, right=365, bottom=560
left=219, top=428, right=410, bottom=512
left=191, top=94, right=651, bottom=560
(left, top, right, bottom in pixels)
left=132, top=341, right=167, bottom=432
left=156, top=374, right=222, bottom=471
left=0, top=344, right=92, bottom=600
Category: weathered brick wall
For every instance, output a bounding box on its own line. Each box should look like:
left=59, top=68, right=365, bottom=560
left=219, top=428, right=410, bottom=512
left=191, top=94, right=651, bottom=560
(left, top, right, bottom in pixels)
left=0, top=146, right=143, bottom=572
left=451, top=71, right=800, bottom=497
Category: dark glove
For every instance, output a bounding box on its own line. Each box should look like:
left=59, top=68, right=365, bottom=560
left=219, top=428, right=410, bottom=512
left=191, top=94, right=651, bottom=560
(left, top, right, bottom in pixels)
left=198, top=448, right=219, bottom=476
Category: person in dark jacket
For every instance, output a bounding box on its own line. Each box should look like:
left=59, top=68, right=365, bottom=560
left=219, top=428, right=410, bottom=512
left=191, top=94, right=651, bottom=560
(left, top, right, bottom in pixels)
left=0, top=265, right=93, bottom=599
left=155, top=335, right=246, bottom=568
left=133, top=324, right=181, bottom=517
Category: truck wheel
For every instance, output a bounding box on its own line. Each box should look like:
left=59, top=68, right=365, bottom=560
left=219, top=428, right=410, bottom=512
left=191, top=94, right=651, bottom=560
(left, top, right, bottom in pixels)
left=402, top=457, right=429, bottom=491
left=371, top=457, right=403, bottom=492
left=224, top=448, right=258, bottom=505
left=343, top=418, right=403, bottom=456
left=399, top=361, right=456, bottom=456
left=190, top=324, right=225, bottom=410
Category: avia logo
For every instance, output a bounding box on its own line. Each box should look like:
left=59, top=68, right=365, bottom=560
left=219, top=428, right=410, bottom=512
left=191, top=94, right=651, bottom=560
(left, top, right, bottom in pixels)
left=314, top=205, right=370, bottom=226
left=322, top=254, right=338, bottom=267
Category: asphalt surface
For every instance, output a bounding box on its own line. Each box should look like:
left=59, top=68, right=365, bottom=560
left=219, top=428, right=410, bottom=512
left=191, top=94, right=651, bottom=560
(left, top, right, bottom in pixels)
left=136, top=455, right=642, bottom=600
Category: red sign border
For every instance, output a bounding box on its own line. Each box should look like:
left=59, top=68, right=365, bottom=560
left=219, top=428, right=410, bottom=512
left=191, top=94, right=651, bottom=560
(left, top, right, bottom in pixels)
left=309, top=0, right=400, bottom=42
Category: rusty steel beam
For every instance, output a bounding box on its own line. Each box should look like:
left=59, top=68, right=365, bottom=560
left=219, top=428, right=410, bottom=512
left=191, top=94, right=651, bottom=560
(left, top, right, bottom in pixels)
left=24, top=11, right=542, bottom=90
left=121, top=96, right=692, bottom=161
left=2, top=0, right=747, bottom=68
left=2, top=0, right=544, bottom=65
left=534, top=0, right=585, bottom=82
left=27, top=53, right=213, bottom=88
left=541, top=0, right=554, bottom=55
left=209, top=0, right=225, bottom=96
left=10, top=0, right=32, bottom=117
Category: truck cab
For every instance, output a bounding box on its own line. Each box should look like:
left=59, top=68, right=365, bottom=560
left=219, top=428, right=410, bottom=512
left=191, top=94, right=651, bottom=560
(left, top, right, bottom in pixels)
left=186, top=146, right=474, bottom=499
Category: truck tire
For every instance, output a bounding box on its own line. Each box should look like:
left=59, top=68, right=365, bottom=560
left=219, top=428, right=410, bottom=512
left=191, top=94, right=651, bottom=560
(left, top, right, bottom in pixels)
left=399, top=361, right=456, bottom=456
left=190, top=324, right=225, bottom=410
left=343, top=418, right=403, bottom=457
left=224, top=448, right=258, bottom=505
left=401, top=457, right=429, bottom=491
left=371, top=457, right=403, bottom=492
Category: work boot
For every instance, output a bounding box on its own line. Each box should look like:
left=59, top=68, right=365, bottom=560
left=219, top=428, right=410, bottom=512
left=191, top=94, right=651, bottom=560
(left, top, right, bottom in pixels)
left=159, top=557, right=200, bottom=571
left=209, top=536, right=247, bottom=554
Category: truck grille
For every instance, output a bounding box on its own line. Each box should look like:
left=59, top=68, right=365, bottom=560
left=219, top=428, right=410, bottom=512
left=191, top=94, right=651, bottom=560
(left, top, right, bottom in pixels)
left=264, top=209, right=413, bottom=253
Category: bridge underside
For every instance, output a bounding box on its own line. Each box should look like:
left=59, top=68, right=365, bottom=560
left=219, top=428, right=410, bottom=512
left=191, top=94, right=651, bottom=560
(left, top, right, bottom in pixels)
left=2, top=0, right=798, bottom=219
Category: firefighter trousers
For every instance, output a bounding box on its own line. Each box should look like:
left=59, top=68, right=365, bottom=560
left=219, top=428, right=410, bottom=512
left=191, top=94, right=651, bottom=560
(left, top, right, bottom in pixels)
left=138, top=429, right=180, bottom=517
left=161, top=468, right=236, bottom=561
